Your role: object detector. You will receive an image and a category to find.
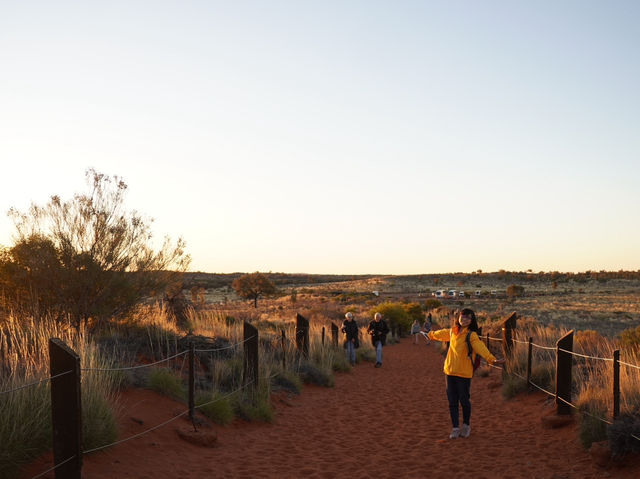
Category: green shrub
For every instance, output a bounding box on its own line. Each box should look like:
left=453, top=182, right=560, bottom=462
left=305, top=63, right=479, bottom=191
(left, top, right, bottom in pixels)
left=370, top=302, right=411, bottom=335
left=147, top=368, right=185, bottom=400
left=298, top=361, right=334, bottom=387
left=233, top=382, right=274, bottom=422
left=578, top=411, right=608, bottom=448
left=196, top=392, right=235, bottom=425
left=502, top=375, right=528, bottom=399
left=357, top=348, right=376, bottom=363
left=620, top=325, right=640, bottom=350
left=607, top=414, right=640, bottom=456
left=331, top=352, right=352, bottom=372
left=424, top=299, right=442, bottom=310
left=271, top=369, right=303, bottom=394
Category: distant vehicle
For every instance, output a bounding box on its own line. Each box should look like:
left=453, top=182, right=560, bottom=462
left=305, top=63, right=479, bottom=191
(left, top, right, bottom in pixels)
left=490, top=290, right=497, bottom=296
left=372, top=291, right=379, bottom=297
left=458, top=291, right=465, bottom=298
left=447, top=290, right=457, bottom=298
left=475, top=290, right=482, bottom=297
left=434, top=289, right=446, bottom=298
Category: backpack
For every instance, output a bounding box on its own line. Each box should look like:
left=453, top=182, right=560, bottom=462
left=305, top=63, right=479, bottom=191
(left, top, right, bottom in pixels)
left=465, top=331, right=482, bottom=374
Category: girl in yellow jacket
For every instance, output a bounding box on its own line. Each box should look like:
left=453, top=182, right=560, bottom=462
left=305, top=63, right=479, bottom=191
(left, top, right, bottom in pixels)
left=427, top=308, right=504, bottom=439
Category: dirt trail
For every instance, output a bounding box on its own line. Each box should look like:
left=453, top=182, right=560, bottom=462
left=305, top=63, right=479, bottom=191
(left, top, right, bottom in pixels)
left=23, top=338, right=639, bottom=478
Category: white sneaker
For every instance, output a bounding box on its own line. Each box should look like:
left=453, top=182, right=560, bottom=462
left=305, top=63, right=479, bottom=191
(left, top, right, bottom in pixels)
left=449, top=427, right=460, bottom=439
left=460, top=424, right=471, bottom=438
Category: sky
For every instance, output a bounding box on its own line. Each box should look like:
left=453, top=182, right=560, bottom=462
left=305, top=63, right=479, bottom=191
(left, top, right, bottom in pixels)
left=1, top=1, right=639, bottom=275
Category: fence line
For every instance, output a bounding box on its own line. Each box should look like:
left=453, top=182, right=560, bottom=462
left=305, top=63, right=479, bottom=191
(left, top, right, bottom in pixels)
left=620, top=360, right=640, bottom=370
left=0, top=370, right=73, bottom=396
left=557, top=348, right=614, bottom=362
left=195, top=334, right=257, bottom=353
left=31, top=455, right=77, bottom=479
left=82, top=350, right=189, bottom=372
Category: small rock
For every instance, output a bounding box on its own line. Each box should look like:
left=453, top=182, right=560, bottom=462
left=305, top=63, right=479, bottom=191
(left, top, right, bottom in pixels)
left=176, top=427, right=218, bottom=448
left=130, top=417, right=144, bottom=425
left=541, top=414, right=574, bottom=429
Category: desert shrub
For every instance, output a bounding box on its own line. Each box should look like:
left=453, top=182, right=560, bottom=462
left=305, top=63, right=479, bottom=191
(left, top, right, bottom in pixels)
left=147, top=368, right=185, bottom=400
left=298, top=361, right=334, bottom=387
left=502, top=375, right=528, bottom=399
left=370, top=302, right=411, bottom=334
left=424, top=299, right=442, bottom=310
left=331, top=352, right=352, bottom=372
left=271, top=369, right=303, bottom=394
left=403, top=302, right=423, bottom=324
left=607, top=414, right=640, bottom=456
left=506, top=285, right=525, bottom=298
left=196, top=391, right=235, bottom=425
left=576, top=387, right=609, bottom=448
left=233, top=381, right=274, bottom=422
left=620, top=325, right=640, bottom=350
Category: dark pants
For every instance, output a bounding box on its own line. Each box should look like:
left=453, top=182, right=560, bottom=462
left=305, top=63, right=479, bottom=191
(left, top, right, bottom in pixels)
left=446, top=375, right=471, bottom=428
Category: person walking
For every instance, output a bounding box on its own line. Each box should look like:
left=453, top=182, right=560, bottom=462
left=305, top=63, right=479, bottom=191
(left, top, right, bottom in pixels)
left=341, top=312, right=359, bottom=366
left=410, top=318, right=421, bottom=345
left=427, top=308, right=504, bottom=439
left=367, top=312, right=389, bottom=368
left=421, top=313, right=433, bottom=344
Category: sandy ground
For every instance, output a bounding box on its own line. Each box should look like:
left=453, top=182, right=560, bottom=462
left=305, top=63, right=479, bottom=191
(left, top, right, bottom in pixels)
left=22, top=337, right=640, bottom=479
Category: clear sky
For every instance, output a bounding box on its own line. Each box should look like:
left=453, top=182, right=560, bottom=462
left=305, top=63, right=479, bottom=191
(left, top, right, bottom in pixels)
left=1, top=1, right=639, bottom=274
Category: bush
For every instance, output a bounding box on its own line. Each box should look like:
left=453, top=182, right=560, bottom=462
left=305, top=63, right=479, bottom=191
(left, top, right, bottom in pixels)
left=608, top=414, right=640, bottom=456
left=578, top=412, right=608, bottom=448
left=424, top=299, right=442, bottom=310
left=271, top=369, right=303, bottom=394
left=620, top=325, right=640, bottom=350
left=370, top=302, right=411, bottom=334
left=196, top=392, right=235, bottom=425
left=147, top=368, right=185, bottom=400
left=502, top=375, right=528, bottom=399
left=298, top=361, right=334, bottom=387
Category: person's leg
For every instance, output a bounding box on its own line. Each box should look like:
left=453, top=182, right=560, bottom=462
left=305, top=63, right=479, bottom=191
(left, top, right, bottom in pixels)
left=458, top=377, right=472, bottom=428
left=346, top=342, right=354, bottom=364
left=376, top=342, right=383, bottom=365
left=350, top=342, right=356, bottom=364
left=445, top=375, right=460, bottom=428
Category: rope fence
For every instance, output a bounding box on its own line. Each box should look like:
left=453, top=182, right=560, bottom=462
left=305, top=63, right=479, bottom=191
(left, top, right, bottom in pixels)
left=481, top=323, right=640, bottom=444
left=0, top=370, right=73, bottom=396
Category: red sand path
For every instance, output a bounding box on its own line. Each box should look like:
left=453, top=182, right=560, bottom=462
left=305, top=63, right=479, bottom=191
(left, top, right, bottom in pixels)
left=23, top=338, right=640, bottom=478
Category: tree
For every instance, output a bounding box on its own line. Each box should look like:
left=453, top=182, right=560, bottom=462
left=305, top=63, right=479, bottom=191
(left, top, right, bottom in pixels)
left=506, top=284, right=525, bottom=299
left=232, top=272, right=276, bottom=308
left=0, top=169, right=190, bottom=329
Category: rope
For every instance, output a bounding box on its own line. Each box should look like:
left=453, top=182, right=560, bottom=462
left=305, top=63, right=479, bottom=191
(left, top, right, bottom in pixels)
left=486, top=336, right=502, bottom=343
left=555, top=395, right=613, bottom=425
left=82, top=350, right=189, bottom=372
left=557, top=348, right=613, bottom=362
left=528, top=380, right=556, bottom=398
left=84, top=380, right=255, bottom=454
left=0, top=370, right=73, bottom=396
left=531, top=343, right=556, bottom=351
left=512, top=338, right=530, bottom=345
left=195, top=335, right=257, bottom=353
left=31, top=455, right=77, bottom=479
left=619, top=360, right=640, bottom=370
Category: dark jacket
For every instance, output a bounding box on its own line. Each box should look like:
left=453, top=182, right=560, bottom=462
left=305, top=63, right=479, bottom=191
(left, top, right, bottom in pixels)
left=342, top=319, right=360, bottom=348
left=367, top=319, right=389, bottom=347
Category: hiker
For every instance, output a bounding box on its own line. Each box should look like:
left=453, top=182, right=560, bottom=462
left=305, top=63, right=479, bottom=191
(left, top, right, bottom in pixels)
left=367, top=312, right=389, bottom=368
left=421, top=313, right=433, bottom=344
left=427, top=308, right=505, bottom=439
left=410, top=318, right=421, bottom=344
left=341, top=312, right=359, bottom=365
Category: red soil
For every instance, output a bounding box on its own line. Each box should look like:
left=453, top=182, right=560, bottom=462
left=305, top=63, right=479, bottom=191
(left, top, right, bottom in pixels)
left=22, top=338, right=640, bottom=478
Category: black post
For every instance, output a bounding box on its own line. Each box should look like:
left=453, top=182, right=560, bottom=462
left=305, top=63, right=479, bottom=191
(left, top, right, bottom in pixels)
left=49, top=338, right=82, bottom=479
left=296, top=313, right=309, bottom=358
left=322, top=326, right=325, bottom=346
left=189, top=342, right=195, bottom=421
left=281, top=329, right=286, bottom=369
left=526, top=337, right=533, bottom=391
left=613, top=349, right=620, bottom=420
left=243, top=322, right=259, bottom=397
left=556, top=330, right=574, bottom=415
left=331, top=322, right=339, bottom=347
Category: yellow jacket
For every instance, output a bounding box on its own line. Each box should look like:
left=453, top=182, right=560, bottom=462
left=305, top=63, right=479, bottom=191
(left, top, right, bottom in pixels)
left=428, top=327, right=497, bottom=378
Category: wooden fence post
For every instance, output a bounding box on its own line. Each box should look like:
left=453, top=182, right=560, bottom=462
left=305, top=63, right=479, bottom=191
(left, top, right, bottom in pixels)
left=331, top=322, right=339, bottom=347
left=296, top=313, right=309, bottom=358
left=322, top=326, right=325, bottom=346
left=613, top=349, right=620, bottom=420
left=527, top=337, right=533, bottom=391
left=281, top=329, right=286, bottom=369
left=243, top=322, right=259, bottom=397
left=49, top=338, right=82, bottom=479
left=501, top=312, right=517, bottom=379
left=188, top=341, right=195, bottom=421
left=556, top=330, right=574, bottom=415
